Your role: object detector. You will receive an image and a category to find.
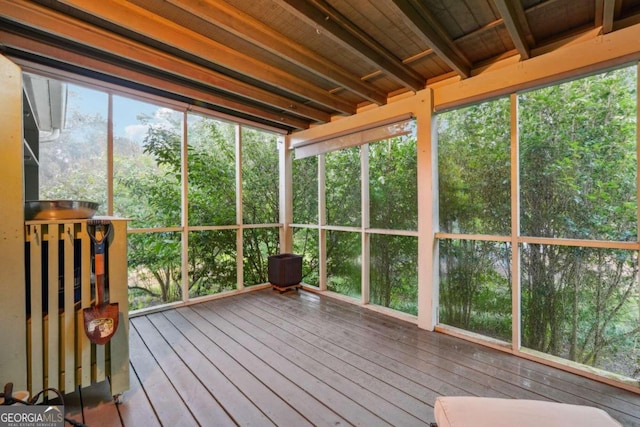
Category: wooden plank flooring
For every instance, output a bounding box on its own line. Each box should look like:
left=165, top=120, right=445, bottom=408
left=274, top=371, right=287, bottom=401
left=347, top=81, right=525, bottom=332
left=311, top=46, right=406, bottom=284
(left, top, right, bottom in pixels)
left=66, top=288, right=640, bottom=426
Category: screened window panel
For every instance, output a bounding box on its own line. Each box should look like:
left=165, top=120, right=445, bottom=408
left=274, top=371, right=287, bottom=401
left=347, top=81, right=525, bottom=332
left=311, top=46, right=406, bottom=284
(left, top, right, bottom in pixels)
left=439, top=239, right=512, bottom=342
left=187, top=114, right=236, bottom=226
left=292, top=155, right=318, bottom=224
left=520, top=244, right=639, bottom=379
left=369, top=135, right=417, bottom=230
left=242, top=127, right=279, bottom=224
left=519, top=67, right=638, bottom=240
left=437, top=98, right=511, bottom=235
left=113, top=96, right=182, bottom=228
left=37, top=79, right=109, bottom=215
left=326, top=147, right=361, bottom=227
left=370, top=234, right=418, bottom=315
left=128, top=231, right=182, bottom=310
left=188, top=229, right=237, bottom=297
left=327, top=230, right=361, bottom=298
left=293, top=227, right=319, bottom=287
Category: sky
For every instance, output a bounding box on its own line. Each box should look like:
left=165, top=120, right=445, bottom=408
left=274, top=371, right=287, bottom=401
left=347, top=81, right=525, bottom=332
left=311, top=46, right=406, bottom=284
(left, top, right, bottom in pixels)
left=68, top=82, right=175, bottom=144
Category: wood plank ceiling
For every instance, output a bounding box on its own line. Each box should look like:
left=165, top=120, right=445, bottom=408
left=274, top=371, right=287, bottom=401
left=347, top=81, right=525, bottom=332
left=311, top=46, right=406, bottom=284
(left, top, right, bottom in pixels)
left=1, top=0, right=640, bottom=132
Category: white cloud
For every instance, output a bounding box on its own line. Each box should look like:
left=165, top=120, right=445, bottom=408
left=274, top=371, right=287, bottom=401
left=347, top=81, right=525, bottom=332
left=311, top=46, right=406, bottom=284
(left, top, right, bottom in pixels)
left=155, top=107, right=175, bottom=120
left=124, top=123, right=150, bottom=143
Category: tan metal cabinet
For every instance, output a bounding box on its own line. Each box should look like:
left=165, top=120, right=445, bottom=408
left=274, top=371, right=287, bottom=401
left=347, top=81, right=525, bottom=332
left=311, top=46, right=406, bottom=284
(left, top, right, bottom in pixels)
left=25, top=219, right=129, bottom=398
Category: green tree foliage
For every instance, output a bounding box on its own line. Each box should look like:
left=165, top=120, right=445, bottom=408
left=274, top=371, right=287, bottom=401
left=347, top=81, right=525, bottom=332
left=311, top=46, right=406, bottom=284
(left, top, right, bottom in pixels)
left=368, top=136, right=418, bottom=313
left=370, top=136, right=417, bottom=230
left=294, top=133, right=419, bottom=314
left=370, top=234, right=418, bottom=315
left=326, top=147, right=361, bottom=226
left=437, top=97, right=512, bottom=341
left=292, top=155, right=318, bottom=224
left=119, top=114, right=280, bottom=309
left=438, top=66, right=640, bottom=378
left=518, top=68, right=639, bottom=376
left=241, top=128, right=280, bottom=286
left=292, top=155, right=319, bottom=283
left=323, top=147, right=362, bottom=297
left=438, top=240, right=511, bottom=341
left=438, top=97, right=511, bottom=235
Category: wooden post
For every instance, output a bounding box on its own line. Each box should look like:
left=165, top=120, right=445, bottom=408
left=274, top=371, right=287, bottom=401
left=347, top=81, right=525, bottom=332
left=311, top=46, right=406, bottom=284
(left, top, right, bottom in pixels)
left=0, top=54, right=27, bottom=390
left=107, top=219, right=130, bottom=397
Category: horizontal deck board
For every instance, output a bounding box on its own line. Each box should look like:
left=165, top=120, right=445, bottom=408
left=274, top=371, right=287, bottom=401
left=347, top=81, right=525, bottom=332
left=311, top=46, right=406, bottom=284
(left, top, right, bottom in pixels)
left=145, top=311, right=276, bottom=427
left=117, top=362, right=160, bottom=427
left=128, top=324, right=199, bottom=425
left=63, top=288, right=640, bottom=426
left=233, top=296, right=456, bottom=404
left=164, top=308, right=312, bottom=427
left=130, top=316, right=236, bottom=426
left=210, top=297, right=433, bottom=422
left=243, top=291, right=518, bottom=398
left=200, top=300, right=429, bottom=426
left=190, top=303, right=388, bottom=426
left=293, top=290, right=640, bottom=421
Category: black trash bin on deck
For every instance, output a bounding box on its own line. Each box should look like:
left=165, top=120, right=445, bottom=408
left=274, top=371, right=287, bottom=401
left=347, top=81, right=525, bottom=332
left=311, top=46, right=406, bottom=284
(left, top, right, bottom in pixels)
left=268, top=253, right=302, bottom=292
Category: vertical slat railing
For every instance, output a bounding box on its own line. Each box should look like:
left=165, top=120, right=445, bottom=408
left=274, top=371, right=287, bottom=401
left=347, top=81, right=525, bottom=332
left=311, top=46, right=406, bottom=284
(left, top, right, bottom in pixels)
left=46, top=224, right=59, bottom=396
left=78, top=222, right=92, bottom=388
left=62, top=222, right=76, bottom=392
left=107, top=220, right=130, bottom=397
left=27, top=224, right=43, bottom=395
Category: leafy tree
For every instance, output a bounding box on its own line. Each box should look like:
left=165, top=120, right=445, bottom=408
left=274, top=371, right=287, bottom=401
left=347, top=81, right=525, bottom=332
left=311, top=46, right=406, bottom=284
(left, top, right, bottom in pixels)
left=326, top=231, right=361, bottom=297
left=438, top=66, right=640, bottom=378
left=370, top=234, right=418, bottom=315
left=326, top=147, right=361, bottom=226
left=519, top=68, right=638, bottom=373
left=437, top=97, right=512, bottom=341
left=241, top=127, right=280, bottom=285
left=118, top=114, right=281, bottom=308
left=368, top=136, right=418, bottom=313
left=292, top=155, right=319, bottom=283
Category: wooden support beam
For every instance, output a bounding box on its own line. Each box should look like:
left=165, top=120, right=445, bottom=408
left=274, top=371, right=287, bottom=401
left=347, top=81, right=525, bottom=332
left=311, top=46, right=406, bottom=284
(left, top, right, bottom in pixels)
left=434, top=22, right=640, bottom=110
left=51, top=0, right=355, bottom=115
left=493, top=0, right=532, bottom=60
left=596, top=0, right=618, bottom=34
left=155, top=0, right=387, bottom=106
left=391, top=0, right=472, bottom=78
left=277, top=0, right=425, bottom=92
left=0, top=1, right=331, bottom=124
left=0, top=54, right=27, bottom=391
left=1, top=32, right=312, bottom=130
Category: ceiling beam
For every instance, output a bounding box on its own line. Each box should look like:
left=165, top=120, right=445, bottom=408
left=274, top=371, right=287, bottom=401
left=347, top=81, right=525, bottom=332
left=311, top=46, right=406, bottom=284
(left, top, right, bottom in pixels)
left=612, top=7, right=640, bottom=31
left=276, top=0, right=425, bottom=92
left=0, top=31, right=311, bottom=130
left=390, top=0, right=471, bottom=78
left=156, top=0, right=388, bottom=106
left=52, top=0, right=355, bottom=115
left=0, top=0, right=331, bottom=123
left=493, top=0, right=532, bottom=60
left=596, top=0, right=618, bottom=34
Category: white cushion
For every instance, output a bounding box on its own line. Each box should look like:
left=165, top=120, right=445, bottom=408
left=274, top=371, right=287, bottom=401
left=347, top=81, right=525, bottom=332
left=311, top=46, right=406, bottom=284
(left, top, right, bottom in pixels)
left=434, top=396, right=622, bottom=427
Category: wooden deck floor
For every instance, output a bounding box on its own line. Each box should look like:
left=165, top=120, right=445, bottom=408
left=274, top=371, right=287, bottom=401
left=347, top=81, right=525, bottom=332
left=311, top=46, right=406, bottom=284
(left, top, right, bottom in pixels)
left=64, top=288, right=640, bottom=426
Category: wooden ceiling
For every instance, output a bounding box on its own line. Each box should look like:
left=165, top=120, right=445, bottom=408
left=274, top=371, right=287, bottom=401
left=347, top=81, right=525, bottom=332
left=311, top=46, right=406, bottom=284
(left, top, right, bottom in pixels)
left=2, top=0, right=640, bottom=132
